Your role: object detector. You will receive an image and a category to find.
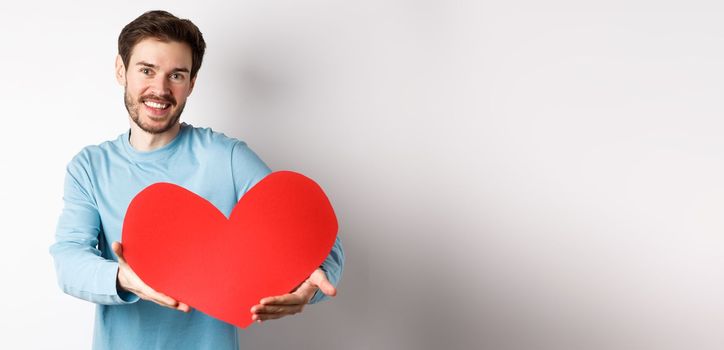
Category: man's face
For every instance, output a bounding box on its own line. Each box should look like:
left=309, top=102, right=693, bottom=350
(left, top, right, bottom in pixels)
left=116, top=38, right=195, bottom=134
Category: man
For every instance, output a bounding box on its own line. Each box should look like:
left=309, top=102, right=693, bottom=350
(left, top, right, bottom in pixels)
left=49, top=10, right=344, bottom=350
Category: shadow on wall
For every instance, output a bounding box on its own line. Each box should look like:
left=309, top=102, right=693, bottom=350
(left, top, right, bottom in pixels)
left=212, top=35, right=310, bottom=150
left=218, top=40, right=482, bottom=350
left=216, top=31, right=491, bottom=350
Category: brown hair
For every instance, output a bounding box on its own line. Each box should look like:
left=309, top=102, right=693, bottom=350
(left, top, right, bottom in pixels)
left=118, top=10, right=206, bottom=78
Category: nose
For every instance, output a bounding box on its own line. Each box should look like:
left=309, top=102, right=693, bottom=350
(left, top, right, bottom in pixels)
left=149, top=74, right=171, bottom=97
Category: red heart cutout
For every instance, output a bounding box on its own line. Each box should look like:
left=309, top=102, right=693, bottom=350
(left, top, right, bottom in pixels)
left=121, top=171, right=338, bottom=328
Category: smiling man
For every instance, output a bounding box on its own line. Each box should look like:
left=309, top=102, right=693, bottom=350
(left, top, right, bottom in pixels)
left=49, top=10, right=344, bottom=350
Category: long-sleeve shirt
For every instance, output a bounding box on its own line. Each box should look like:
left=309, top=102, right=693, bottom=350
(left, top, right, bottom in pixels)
left=49, top=123, right=345, bottom=350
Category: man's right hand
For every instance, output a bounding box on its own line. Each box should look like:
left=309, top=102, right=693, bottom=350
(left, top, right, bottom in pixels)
left=112, top=241, right=190, bottom=313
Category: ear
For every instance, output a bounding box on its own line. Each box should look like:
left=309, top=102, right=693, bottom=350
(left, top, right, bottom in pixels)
left=115, top=55, right=126, bottom=86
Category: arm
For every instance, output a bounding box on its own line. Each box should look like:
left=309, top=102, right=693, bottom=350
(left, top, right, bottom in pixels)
left=49, top=155, right=188, bottom=311
left=49, top=156, right=136, bottom=305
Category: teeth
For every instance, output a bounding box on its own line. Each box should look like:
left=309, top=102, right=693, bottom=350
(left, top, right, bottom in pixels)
left=144, top=101, right=169, bottom=109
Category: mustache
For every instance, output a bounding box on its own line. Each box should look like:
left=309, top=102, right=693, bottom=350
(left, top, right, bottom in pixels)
left=140, top=94, right=177, bottom=106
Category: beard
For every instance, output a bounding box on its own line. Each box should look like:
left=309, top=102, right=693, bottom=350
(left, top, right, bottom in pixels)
left=124, top=87, right=186, bottom=135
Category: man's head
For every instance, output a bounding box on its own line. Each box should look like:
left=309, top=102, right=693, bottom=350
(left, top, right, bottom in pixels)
left=115, top=10, right=206, bottom=134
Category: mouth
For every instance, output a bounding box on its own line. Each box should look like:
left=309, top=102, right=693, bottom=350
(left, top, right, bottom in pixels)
left=142, top=99, right=173, bottom=116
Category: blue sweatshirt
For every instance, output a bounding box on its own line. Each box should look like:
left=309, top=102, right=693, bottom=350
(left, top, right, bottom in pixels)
left=49, top=123, right=344, bottom=350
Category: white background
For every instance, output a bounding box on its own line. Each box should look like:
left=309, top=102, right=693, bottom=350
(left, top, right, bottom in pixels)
left=1, top=1, right=723, bottom=349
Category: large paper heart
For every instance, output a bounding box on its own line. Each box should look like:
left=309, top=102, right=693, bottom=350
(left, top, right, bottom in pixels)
left=121, top=171, right=338, bottom=328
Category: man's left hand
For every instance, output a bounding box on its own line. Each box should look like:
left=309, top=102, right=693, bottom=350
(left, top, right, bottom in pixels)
left=250, top=268, right=336, bottom=323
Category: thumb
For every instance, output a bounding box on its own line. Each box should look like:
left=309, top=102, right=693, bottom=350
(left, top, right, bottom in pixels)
left=112, top=241, right=126, bottom=264
left=311, top=269, right=337, bottom=297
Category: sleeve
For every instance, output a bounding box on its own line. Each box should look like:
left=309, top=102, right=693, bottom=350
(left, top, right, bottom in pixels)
left=231, top=140, right=272, bottom=200
left=49, top=155, right=139, bottom=305
left=230, top=140, right=345, bottom=304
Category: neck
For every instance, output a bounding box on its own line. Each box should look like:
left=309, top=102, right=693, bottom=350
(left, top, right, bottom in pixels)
left=128, top=119, right=181, bottom=152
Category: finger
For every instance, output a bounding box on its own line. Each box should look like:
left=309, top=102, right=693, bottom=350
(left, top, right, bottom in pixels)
left=143, top=293, right=176, bottom=308
left=254, top=307, right=302, bottom=321
left=310, top=269, right=337, bottom=297
left=177, top=302, right=191, bottom=313
left=150, top=296, right=178, bottom=309
left=144, top=288, right=178, bottom=308
left=260, top=293, right=305, bottom=305
left=251, top=304, right=300, bottom=314
left=317, top=277, right=337, bottom=297
left=256, top=313, right=283, bottom=321
left=111, top=241, right=127, bottom=264
left=250, top=304, right=263, bottom=314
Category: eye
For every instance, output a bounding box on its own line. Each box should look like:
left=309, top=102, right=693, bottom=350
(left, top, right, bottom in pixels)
left=170, top=73, right=184, bottom=81
left=140, top=68, right=151, bottom=75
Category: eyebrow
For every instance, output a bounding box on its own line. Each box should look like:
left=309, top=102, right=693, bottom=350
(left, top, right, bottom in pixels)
left=136, top=61, right=190, bottom=73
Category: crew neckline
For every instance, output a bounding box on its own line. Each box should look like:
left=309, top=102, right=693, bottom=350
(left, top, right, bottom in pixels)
left=121, top=122, right=190, bottom=162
